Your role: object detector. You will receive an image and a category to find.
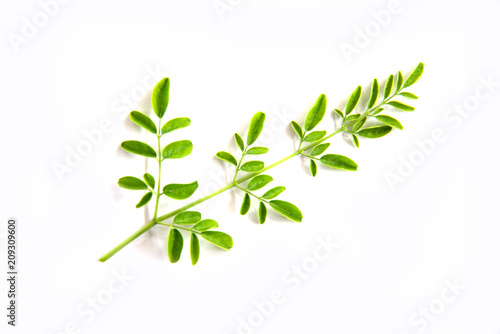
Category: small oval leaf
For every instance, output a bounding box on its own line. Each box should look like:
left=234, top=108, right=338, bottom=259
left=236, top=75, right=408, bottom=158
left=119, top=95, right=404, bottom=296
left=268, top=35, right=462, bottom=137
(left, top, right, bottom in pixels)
left=135, top=192, right=153, bottom=208
left=351, top=117, right=366, bottom=132
left=403, top=62, right=424, bottom=88
left=387, top=101, right=415, bottom=112
left=395, top=71, right=404, bottom=91
left=163, top=181, right=198, bottom=200
left=269, top=200, right=303, bottom=222
left=167, top=228, right=183, bottom=263
left=262, top=186, right=286, bottom=200
left=384, top=74, right=394, bottom=99
left=130, top=111, right=157, bottom=134
left=152, top=78, right=170, bottom=118
left=240, top=161, right=264, bottom=172
left=121, top=141, right=157, bottom=158
left=240, top=193, right=251, bottom=215
left=247, top=147, right=269, bottom=155
left=304, top=94, right=327, bottom=131
left=192, top=219, right=218, bottom=232
left=375, top=115, right=403, bottom=130
left=162, top=140, right=193, bottom=159
left=291, top=121, right=303, bottom=138
left=345, top=114, right=360, bottom=122
left=367, top=79, right=379, bottom=108
left=310, top=159, right=317, bottom=177
left=161, top=117, right=191, bottom=134
left=143, top=173, right=155, bottom=189
left=310, top=143, right=330, bottom=156
left=258, top=202, right=267, bottom=224
left=201, top=231, right=233, bottom=250
left=216, top=151, right=238, bottom=166
left=334, top=109, right=345, bottom=119
left=303, top=130, right=326, bottom=142
left=234, top=133, right=245, bottom=151
left=174, top=211, right=202, bottom=225
left=247, top=175, right=273, bottom=191
left=247, top=112, right=266, bottom=145
left=399, top=92, right=418, bottom=100
left=320, top=154, right=358, bottom=171
left=357, top=126, right=393, bottom=138
left=352, top=134, right=359, bottom=148
left=118, top=176, right=148, bottom=190
left=190, top=233, right=200, bottom=265
left=345, top=86, right=362, bottom=115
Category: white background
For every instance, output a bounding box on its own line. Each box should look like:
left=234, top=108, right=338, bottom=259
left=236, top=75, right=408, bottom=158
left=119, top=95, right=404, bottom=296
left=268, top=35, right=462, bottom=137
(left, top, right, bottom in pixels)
left=2, top=0, right=500, bottom=333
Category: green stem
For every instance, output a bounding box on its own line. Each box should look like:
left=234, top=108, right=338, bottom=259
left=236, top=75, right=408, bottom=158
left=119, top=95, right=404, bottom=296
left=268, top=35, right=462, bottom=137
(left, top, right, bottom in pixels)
left=153, top=119, right=163, bottom=219
left=99, top=127, right=345, bottom=262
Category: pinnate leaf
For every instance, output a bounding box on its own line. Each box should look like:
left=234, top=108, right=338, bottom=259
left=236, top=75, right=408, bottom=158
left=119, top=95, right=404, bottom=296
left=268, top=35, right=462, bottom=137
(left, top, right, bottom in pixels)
left=190, top=233, right=200, bottom=265
left=375, top=115, right=403, bottom=130
left=304, top=130, right=326, bottom=142
left=258, top=202, right=267, bottom=224
left=247, top=112, right=266, bottom=145
left=247, top=147, right=269, bottom=155
left=368, top=79, right=379, bottom=108
left=234, top=133, right=245, bottom=151
left=357, top=126, right=392, bottom=138
left=291, top=121, right=303, bottom=138
left=201, top=231, right=233, bottom=250
left=262, top=186, right=286, bottom=199
left=216, top=151, right=238, bottom=166
left=403, top=62, right=424, bottom=88
left=193, top=219, right=218, bottom=232
left=304, top=94, right=327, bottom=131
left=240, top=161, right=264, bottom=172
left=136, top=192, right=153, bottom=208
left=310, top=159, right=317, bottom=177
left=384, top=74, right=394, bottom=99
left=174, top=211, right=202, bottom=225
left=152, top=78, right=170, bottom=118
left=345, top=86, right=362, bottom=115
left=387, top=101, right=415, bottom=112
left=143, top=173, right=155, bottom=189
left=310, top=143, right=330, bottom=156
left=161, top=117, right=191, bottom=134
left=240, top=193, right=251, bottom=215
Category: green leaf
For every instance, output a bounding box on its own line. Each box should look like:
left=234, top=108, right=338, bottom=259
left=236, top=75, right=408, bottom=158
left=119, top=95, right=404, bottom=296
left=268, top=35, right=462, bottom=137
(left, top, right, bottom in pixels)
left=190, top=233, right=200, bottom=265
left=269, top=200, right=303, bottom=222
left=258, top=202, right=267, bottom=224
left=240, top=193, right=251, bottom=215
left=403, top=62, right=424, bottom=88
left=167, top=228, right=183, bottom=263
left=320, top=154, right=358, bottom=171
left=387, top=101, right=415, bottom=112
left=192, top=219, right=218, bottom=232
left=152, top=78, right=170, bottom=118
left=121, top=141, right=157, bottom=158
left=367, top=79, right=379, bottom=109
left=352, top=134, right=359, bottom=148
left=135, top=192, right=153, bottom=208
left=247, top=147, right=269, bottom=155
left=201, top=231, right=233, bottom=250
left=310, top=159, right=317, bottom=177
left=399, top=92, right=418, bottom=100
left=143, top=173, right=155, bottom=189
left=118, top=176, right=148, bottom=190
left=262, top=186, right=286, bottom=199
left=216, top=151, right=238, bottom=166
left=384, top=74, right=394, bottom=99
left=162, top=140, right=193, bottom=159
left=334, top=109, right=345, bottom=119
left=161, top=117, right=191, bottom=134
left=304, top=130, right=326, bottom=142
left=163, top=181, right=198, bottom=200
left=310, top=143, right=330, bottom=156
left=174, top=211, right=202, bottom=225
left=304, top=94, right=327, bottom=131
left=375, top=115, right=403, bottom=130
left=240, top=161, right=264, bottom=172
left=247, top=112, right=266, bottom=145
left=291, top=121, right=303, bottom=138
left=345, top=114, right=360, bottom=122
left=351, top=117, right=366, bottom=132
left=234, top=133, right=245, bottom=151
left=247, top=175, right=273, bottom=191
left=345, top=86, right=362, bottom=115
left=371, top=107, right=384, bottom=115
left=357, top=126, right=393, bottom=138
left=129, top=111, right=157, bottom=134
left=395, top=71, right=404, bottom=91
